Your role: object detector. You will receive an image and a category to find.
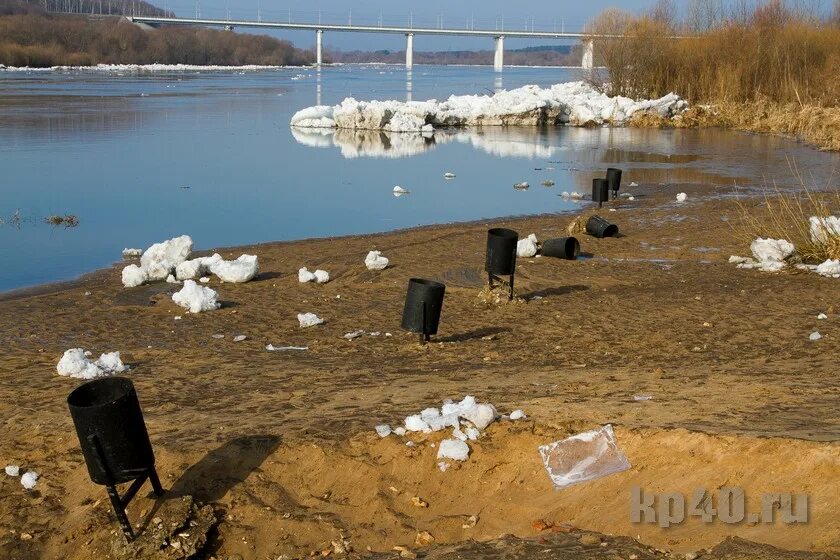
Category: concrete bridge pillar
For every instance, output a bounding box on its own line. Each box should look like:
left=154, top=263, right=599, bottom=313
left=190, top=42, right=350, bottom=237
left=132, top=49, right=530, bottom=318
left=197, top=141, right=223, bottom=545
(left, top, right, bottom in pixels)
left=582, top=39, right=594, bottom=71
left=493, top=36, right=504, bottom=72
left=316, top=29, right=323, bottom=66
left=405, top=33, right=414, bottom=70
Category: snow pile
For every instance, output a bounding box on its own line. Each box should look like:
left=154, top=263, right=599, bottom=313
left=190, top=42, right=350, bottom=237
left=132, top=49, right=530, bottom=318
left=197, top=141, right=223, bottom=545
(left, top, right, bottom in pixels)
left=56, top=348, right=128, bottom=379
left=291, top=81, right=688, bottom=132
left=172, top=280, right=220, bottom=313
left=517, top=234, right=538, bottom=258
left=20, top=471, right=38, bottom=490
left=5, top=465, right=20, bottom=477
left=298, top=267, right=330, bottom=284
left=809, top=216, right=840, bottom=244
left=730, top=238, right=796, bottom=273
left=298, top=312, right=325, bottom=328
left=365, top=250, right=390, bottom=270
left=376, top=396, right=529, bottom=468
left=815, top=259, right=840, bottom=278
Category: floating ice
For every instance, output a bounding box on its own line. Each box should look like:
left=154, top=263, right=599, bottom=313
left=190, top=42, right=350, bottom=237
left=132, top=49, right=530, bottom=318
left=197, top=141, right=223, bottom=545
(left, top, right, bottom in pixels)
left=676, top=193, right=688, bottom=203
left=172, top=280, right=220, bottom=313
left=365, top=250, right=390, bottom=271
left=121, top=264, right=148, bottom=288
left=539, top=425, right=631, bottom=489
left=122, top=248, right=142, bottom=257
left=141, top=235, right=193, bottom=281
left=209, top=254, right=259, bottom=283
left=517, top=234, right=538, bottom=258
left=815, top=259, right=840, bottom=278
left=291, top=82, right=688, bottom=132
left=809, top=331, right=822, bottom=341
left=57, top=349, right=127, bottom=379
left=809, top=216, right=840, bottom=244
left=1, top=63, right=283, bottom=73
left=509, top=409, right=527, bottom=420
left=393, top=186, right=410, bottom=194
left=513, top=182, right=530, bottom=190
left=5, top=465, right=20, bottom=476
left=375, top=425, right=392, bottom=438
left=437, top=439, right=470, bottom=462
left=444, top=172, right=456, bottom=179
left=20, top=471, right=38, bottom=490
left=298, top=312, right=325, bottom=328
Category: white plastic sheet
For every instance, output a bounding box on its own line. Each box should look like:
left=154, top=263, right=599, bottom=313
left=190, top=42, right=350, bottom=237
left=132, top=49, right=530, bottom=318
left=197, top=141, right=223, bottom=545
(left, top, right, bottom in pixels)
left=539, top=424, right=631, bottom=489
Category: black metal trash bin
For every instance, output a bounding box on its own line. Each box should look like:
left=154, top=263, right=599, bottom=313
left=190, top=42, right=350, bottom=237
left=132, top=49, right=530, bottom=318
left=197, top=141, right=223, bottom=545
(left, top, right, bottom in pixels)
left=541, top=237, right=580, bottom=260
left=592, top=178, right=610, bottom=208
left=67, top=377, right=163, bottom=542
left=401, top=278, right=446, bottom=344
left=485, top=228, right=518, bottom=300
left=586, top=215, right=620, bottom=238
left=606, top=168, right=622, bottom=199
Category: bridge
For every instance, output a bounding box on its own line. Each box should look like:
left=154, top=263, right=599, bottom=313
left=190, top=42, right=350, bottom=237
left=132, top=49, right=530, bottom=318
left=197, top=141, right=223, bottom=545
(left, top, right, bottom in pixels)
left=127, top=15, right=617, bottom=71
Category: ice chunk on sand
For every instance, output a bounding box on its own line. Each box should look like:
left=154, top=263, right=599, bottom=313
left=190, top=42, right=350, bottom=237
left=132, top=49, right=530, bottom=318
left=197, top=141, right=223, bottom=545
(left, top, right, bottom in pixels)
left=5, top=465, right=20, bottom=476
left=233, top=335, right=247, bottom=342
left=405, top=415, right=431, bottom=433
left=509, top=409, right=527, bottom=420
left=393, top=427, right=407, bottom=436
left=809, top=331, right=822, bottom=341
left=460, top=403, right=498, bottom=430
left=166, top=274, right=178, bottom=284
left=676, top=192, right=688, bottom=203
left=815, top=259, right=840, bottom=278
left=266, top=344, right=309, bottom=351
left=140, top=235, right=193, bottom=281
left=298, top=267, right=316, bottom=283
left=209, top=254, right=259, bottom=283
left=122, top=248, right=142, bottom=257
left=437, top=439, right=470, bottom=461
left=728, top=255, right=751, bottom=264
left=57, top=349, right=127, bottom=379
left=539, top=424, right=631, bottom=489
left=20, top=471, right=38, bottom=490
left=809, top=216, right=840, bottom=244
left=517, top=234, right=538, bottom=258
left=172, top=280, right=220, bottom=313
left=121, top=264, right=148, bottom=288
left=465, top=427, right=480, bottom=440
left=297, top=312, right=325, bottom=328
left=817, top=313, right=828, bottom=320
left=750, top=238, right=795, bottom=266
left=375, top=425, right=392, bottom=438
left=365, top=250, right=389, bottom=270
left=314, top=269, right=330, bottom=284
left=176, top=254, right=222, bottom=281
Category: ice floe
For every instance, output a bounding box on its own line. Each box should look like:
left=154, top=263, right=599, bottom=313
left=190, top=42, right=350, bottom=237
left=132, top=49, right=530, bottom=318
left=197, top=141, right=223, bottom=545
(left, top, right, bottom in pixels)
left=291, top=81, right=687, bottom=132
left=1, top=63, right=284, bottom=73
left=298, top=312, right=325, bottom=328
left=56, top=348, right=128, bottom=379
left=365, top=250, right=389, bottom=270
left=172, top=280, right=220, bottom=313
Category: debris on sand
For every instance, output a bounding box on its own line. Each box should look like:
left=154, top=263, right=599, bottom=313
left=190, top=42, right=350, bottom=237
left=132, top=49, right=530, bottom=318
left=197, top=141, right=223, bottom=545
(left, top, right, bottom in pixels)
left=266, top=344, right=309, bottom=352
left=122, top=248, right=143, bottom=258
left=676, top=193, right=688, bottom=203
left=298, top=312, right=325, bottom=328
left=172, top=280, right=220, bottom=313
left=539, top=425, right=631, bottom=489
left=57, top=348, right=128, bottom=379
left=299, top=267, right=330, bottom=284
left=5, top=465, right=20, bottom=476
left=517, top=234, right=538, bottom=258
left=365, top=250, right=389, bottom=271
left=476, top=285, right=525, bottom=306
left=20, top=471, right=38, bottom=490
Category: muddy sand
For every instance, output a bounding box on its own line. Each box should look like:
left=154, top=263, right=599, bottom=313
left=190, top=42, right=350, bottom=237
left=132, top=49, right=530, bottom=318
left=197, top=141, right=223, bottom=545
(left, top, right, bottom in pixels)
left=0, top=181, right=838, bottom=560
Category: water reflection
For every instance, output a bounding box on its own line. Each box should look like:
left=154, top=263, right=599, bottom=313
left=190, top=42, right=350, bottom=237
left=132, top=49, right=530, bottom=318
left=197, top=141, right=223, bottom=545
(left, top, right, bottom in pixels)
left=406, top=71, right=413, bottom=102
left=494, top=75, right=504, bottom=94
left=316, top=69, right=322, bottom=106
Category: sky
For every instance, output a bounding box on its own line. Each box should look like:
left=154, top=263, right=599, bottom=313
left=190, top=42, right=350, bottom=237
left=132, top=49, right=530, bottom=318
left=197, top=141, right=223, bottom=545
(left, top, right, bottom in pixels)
left=156, top=0, right=658, bottom=50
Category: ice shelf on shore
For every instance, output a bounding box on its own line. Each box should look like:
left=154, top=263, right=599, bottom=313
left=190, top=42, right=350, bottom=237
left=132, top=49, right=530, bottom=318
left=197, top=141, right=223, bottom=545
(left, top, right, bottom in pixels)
left=365, top=250, right=389, bottom=271
left=172, top=280, right=220, bottom=313
left=291, top=82, right=688, bottom=132
left=376, top=396, right=534, bottom=469
left=56, top=348, right=128, bottom=380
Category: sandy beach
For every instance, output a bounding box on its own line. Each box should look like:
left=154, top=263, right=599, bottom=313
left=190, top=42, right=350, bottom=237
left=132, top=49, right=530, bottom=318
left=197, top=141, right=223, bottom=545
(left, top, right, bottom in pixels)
left=1, top=180, right=838, bottom=559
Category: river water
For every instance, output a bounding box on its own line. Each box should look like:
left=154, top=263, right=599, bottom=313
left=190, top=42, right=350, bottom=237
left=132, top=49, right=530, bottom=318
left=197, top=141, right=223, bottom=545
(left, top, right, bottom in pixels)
left=1, top=64, right=838, bottom=292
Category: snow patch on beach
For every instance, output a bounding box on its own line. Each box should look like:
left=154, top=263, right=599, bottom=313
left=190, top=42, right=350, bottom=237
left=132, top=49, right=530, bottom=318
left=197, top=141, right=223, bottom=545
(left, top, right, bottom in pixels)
left=291, top=82, right=687, bottom=133
left=57, top=348, right=128, bottom=379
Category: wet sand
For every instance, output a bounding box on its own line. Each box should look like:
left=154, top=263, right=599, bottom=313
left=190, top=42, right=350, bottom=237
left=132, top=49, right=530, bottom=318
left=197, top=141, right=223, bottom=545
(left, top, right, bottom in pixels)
left=0, top=181, right=838, bottom=559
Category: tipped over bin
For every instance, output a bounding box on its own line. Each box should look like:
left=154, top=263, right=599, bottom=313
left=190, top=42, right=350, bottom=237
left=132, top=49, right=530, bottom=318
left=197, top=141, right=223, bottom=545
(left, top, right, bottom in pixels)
left=401, top=278, right=446, bottom=344
left=68, top=377, right=164, bottom=542
left=485, top=228, right=518, bottom=300
left=541, top=237, right=580, bottom=260
left=586, top=216, right=619, bottom=238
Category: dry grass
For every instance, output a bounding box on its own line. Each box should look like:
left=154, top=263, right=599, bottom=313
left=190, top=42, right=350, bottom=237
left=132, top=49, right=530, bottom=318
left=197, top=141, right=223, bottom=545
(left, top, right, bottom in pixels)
left=732, top=162, right=840, bottom=263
